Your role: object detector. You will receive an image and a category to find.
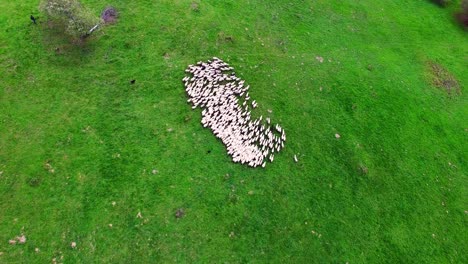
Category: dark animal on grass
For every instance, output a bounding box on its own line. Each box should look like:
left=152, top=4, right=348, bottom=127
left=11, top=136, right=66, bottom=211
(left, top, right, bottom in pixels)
left=30, top=15, right=37, bottom=24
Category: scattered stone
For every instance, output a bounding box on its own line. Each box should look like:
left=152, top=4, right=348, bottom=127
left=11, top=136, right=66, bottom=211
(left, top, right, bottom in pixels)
left=70, top=242, right=77, bottom=248
left=175, top=208, right=185, bottom=219
left=335, top=133, right=341, bottom=139
left=183, top=58, right=286, bottom=167
left=35, top=248, right=40, bottom=253
left=136, top=212, right=143, bottom=219
left=111, top=201, right=116, bottom=206
left=151, top=169, right=158, bottom=174
left=44, top=160, right=55, bottom=173
left=315, top=56, right=324, bottom=63
left=8, top=239, right=16, bottom=245
left=108, top=224, right=113, bottom=228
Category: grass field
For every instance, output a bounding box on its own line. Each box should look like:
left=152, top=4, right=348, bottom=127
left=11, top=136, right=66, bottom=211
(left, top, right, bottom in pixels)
left=0, top=0, right=467, bottom=263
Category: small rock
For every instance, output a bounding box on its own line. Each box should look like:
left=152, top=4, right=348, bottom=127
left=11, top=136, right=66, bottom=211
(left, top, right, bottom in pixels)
left=17, top=235, right=26, bottom=244
left=35, top=248, right=40, bottom=253
left=71, top=242, right=77, bottom=248
left=175, top=208, right=185, bottom=219
left=111, top=201, right=116, bottom=206
left=335, top=133, right=341, bottom=139
left=358, top=165, right=368, bottom=175
left=109, top=224, right=113, bottom=228
left=9, top=239, right=16, bottom=245
left=151, top=169, right=158, bottom=174
left=190, top=2, right=200, bottom=12
left=136, top=212, right=143, bottom=219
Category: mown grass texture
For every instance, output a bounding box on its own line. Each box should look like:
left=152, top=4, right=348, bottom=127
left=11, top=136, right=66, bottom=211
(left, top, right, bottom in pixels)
left=0, top=0, right=467, bottom=263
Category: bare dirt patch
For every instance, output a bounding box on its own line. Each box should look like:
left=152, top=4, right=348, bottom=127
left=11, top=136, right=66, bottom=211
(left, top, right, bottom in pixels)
left=428, top=62, right=461, bottom=97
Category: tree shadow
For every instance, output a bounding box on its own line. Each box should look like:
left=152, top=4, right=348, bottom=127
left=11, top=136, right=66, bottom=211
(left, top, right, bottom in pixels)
left=38, top=19, right=99, bottom=66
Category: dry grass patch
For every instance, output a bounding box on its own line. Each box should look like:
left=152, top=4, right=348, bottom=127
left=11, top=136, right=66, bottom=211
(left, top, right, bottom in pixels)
left=428, top=62, right=461, bottom=96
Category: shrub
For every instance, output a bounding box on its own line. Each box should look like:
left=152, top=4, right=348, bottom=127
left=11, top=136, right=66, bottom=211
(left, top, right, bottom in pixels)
left=40, top=0, right=102, bottom=38
left=101, top=7, right=118, bottom=23
left=463, top=0, right=468, bottom=11
left=432, top=0, right=452, bottom=7
left=455, top=0, right=468, bottom=28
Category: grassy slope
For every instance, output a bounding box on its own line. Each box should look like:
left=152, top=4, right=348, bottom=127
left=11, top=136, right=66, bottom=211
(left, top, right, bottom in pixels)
left=0, top=0, right=467, bottom=263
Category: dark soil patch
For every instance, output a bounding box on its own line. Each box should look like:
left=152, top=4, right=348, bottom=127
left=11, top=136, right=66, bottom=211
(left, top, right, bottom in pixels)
left=217, top=32, right=234, bottom=44
left=428, top=62, right=461, bottom=96
left=28, top=177, right=42, bottom=187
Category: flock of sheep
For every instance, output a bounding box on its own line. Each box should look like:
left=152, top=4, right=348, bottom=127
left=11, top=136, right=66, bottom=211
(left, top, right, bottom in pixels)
left=183, top=57, right=286, bottom=167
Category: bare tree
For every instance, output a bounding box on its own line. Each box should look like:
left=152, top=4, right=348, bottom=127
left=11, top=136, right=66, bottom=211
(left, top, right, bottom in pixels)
left=40, top=0, right=102, bottom=38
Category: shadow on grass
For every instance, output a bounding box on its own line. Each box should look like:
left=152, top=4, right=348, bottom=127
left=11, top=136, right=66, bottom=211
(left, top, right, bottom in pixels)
left=38, top=20, right=99, bottom=66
